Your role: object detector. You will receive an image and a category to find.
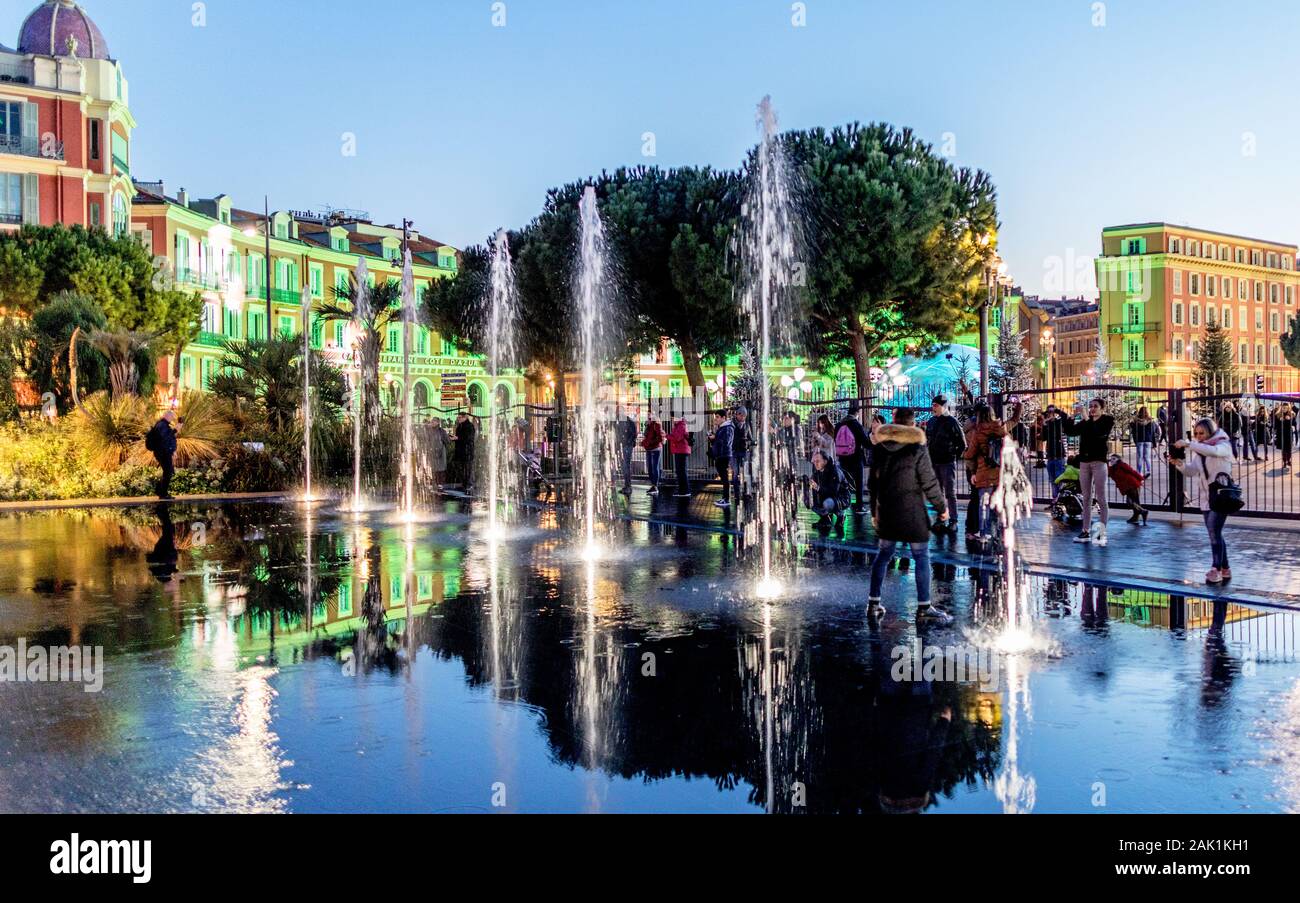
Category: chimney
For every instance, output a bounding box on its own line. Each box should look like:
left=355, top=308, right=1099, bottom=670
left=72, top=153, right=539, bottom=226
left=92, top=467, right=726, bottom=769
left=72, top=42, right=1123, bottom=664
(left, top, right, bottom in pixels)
left=177, top=188, right=189, bottom=208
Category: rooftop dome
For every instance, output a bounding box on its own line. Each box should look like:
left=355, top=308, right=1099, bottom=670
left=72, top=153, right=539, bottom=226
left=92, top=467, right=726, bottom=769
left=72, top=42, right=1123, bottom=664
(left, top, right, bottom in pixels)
left=17, top=1, right=110, bottom=60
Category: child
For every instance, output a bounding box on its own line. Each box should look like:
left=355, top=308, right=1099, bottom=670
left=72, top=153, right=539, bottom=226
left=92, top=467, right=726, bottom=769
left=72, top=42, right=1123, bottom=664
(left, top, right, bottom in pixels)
left=1107, top=453, right=1148, bottom=525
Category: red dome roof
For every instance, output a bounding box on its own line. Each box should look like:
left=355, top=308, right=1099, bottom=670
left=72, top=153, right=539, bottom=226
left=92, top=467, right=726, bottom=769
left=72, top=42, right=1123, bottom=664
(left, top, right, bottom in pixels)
left=17, top=1, right=110, bottom=60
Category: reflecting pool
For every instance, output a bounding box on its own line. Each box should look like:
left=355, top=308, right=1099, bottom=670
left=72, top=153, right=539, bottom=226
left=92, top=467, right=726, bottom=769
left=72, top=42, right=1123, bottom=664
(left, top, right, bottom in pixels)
left=1, top=502, right=1298, bottom=814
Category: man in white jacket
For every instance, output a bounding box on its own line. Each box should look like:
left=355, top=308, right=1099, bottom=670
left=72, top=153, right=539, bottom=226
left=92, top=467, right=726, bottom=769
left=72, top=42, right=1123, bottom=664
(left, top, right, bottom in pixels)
left=1169, top=418, right=1234, bottom=585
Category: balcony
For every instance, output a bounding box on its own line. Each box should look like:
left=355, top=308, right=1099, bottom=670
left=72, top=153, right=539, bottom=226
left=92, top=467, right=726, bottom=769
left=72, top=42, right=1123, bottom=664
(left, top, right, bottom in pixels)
left=1108, top=321, right=1160, bottom=335
left=195, top=331, right=225, bottom=348
left=0, top=134, right=65, bottom=162
left=271, top=287, right=302, bottom=304
left=176, top=268, right=220, bottom=291
left=0, top=212, right=21, bottom=227
left=112, top=153, right=129, bottom=175
left=1118, top=360, right=1158, bottom=371
left=245, top=285, right=268, bottom=300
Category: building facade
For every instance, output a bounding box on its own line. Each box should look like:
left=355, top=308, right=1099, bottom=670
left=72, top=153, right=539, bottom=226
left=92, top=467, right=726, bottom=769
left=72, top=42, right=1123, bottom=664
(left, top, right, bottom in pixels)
left=0, top=1, right=135, bottom=233
left=1095, top=223, right=1300, bottom=392
left=131, top=184, right=526, bottom=418
left=1043, top=299, right=1100, bottom=386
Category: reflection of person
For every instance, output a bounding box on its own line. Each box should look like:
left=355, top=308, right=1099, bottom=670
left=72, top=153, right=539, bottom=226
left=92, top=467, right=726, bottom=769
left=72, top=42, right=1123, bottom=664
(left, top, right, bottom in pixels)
left=146, top=504, right=180, bottom=583
left=146, top=411, right=179, bottom=500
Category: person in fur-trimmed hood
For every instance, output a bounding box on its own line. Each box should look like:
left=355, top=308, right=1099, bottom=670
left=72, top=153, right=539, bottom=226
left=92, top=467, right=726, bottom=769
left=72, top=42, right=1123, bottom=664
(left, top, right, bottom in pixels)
left=867, top=409, right=952, bottom=626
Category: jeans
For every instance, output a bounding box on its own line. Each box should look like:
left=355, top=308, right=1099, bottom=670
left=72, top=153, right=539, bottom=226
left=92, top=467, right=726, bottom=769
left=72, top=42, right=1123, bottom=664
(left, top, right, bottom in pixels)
left=838, top=454, right=865, bottom=508
left=976, top=487, right=995, bottom=536
left=645, top=449, right=662, bottom=488
left=155, top=454, right=174, bottom=499
left=1079, top=461, right=1109, bottom=531
left=716, top=458, right=732, bottom=503
left=869, top=541, right=932, bottom=604
left=933, top=461, right=957, bottom=525
left=1135, top=442, right=1153, bottom=476
left=1204, top=510, right=1230, bottom=570
left=1047, top=458, right=1066, bottom=498
left=1228, top=436, right=1240, bottom=459
left=1241, top=430, right=1258, bottom=460
left=621, top=445, right=635, bottom=491
left=674, top=453, right=689, bottom=495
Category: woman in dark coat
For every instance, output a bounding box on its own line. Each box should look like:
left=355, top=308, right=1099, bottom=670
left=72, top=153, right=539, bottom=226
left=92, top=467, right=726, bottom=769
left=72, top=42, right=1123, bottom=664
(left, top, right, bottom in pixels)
left=867, top=410, right=952, bottom=625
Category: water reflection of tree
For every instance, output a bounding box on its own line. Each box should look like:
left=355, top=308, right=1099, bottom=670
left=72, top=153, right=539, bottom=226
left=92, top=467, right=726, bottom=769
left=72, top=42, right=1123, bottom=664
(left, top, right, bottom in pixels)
left=416, top=563, right=999, bottom=813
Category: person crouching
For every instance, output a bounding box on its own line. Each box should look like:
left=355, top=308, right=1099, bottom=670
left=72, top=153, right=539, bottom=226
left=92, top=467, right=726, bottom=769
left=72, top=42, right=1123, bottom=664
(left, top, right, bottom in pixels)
left=809, top=450, right=848, bottom=525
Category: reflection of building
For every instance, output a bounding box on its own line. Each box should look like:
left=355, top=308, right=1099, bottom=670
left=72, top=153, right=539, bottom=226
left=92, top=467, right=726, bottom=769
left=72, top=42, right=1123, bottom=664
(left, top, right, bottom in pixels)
left=0, top=1, right=135, bottom=232
left=1095, top=223, right=1300, bottom=392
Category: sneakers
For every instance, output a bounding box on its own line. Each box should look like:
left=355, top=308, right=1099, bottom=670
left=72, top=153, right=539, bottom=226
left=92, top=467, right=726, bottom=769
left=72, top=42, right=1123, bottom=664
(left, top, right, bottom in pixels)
left=867, top=600, right=886, bottom=623
left=916, top=604, right=955, bottom=627
left=714, top=499, right=731, bottom=508
left=1219, top=568, right=1232, bottom=582
left=1094, top=526, right=1108, bottom=548
left=648, top=487, right=660, bottom=496
left=1074, top=532, right=1091, bottom=544
left=1206, top=568, right=1224, bottom=585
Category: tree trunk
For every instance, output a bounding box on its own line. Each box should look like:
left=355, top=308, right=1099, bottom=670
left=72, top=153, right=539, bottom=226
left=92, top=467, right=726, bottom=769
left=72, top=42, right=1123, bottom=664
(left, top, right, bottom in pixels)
left=849, top=325, right=872, bottom=402
left=678, top=337, right=707, bottom=392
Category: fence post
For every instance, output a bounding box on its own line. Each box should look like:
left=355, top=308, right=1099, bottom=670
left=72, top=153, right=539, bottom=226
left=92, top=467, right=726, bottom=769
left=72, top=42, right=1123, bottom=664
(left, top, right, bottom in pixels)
left=1169, top=388, right=1184, bottom=522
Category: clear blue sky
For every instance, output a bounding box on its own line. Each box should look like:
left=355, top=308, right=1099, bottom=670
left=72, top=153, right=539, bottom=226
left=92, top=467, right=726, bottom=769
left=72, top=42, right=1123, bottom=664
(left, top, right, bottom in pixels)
left=6, top=0, right=1300, bottom=296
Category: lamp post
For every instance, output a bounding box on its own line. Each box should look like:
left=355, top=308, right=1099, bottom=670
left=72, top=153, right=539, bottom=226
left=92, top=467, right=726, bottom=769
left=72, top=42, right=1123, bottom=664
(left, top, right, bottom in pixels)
left=263, top=197, right=272, bottom=334
left=1042, top=328, right=1055, bottom=389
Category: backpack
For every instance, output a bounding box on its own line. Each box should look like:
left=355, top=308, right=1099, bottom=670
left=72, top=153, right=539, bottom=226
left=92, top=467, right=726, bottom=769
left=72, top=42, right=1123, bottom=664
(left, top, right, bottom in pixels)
left=983, top=434, right=1003, bottom=470
left=835, top=425, right=857, bottom=458
left=145, top=423, right=161, bottom=453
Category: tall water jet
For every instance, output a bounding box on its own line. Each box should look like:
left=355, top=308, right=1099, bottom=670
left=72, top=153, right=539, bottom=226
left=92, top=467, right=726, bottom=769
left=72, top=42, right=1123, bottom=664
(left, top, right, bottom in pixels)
left=300, top=283, right=315, bottom=502
left=990, top=434, right=1035, bottom=648
left=575, top=187, right=610, bottom=557
left=739, top=96, right=800, bottom=597
left=350, top=258, right=373, bottom=512
left=487, top=230, right=520, bottom=538
left=400, top=249, right=417, bottom=520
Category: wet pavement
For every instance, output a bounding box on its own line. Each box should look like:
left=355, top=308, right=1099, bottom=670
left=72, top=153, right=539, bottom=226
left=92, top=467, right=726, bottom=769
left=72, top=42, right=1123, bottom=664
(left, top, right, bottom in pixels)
left=1, top=500, right=1299, bottom=814
left=605, top=486, right=1300, bottom=610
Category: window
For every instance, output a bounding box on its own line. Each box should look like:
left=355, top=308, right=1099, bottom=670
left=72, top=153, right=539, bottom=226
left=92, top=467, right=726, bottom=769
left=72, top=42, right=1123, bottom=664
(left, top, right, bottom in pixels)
left=1126, top=269, right=1143, bottom=295
left=1170, top=238, right=1182, bottom=255
left=1222, top=307, right=1232, bottom=329
left=89, top=120, right=100, bottom=161
left=1255, top=281, right=1264, bottom=302
left=1271, top=312, right=1280, bottom=332
left=1190, top=304, right=1200, bottom=326
left=112, top=193, right=128, bottom=236
left=1240, top=343, right=1248, bottom=364
left=640, top=379, right=656, bottom=401
left=1239, top=306, right=1247, bottom=329
left=1252, top=250, right=1263, bottom=266
left=387, top=327, right=400, bottom=354
left=1173, top=302, right=1183, bottom=325
left=277, top=315, right=296, bottom=339
left=1289, top=285, right=1296, bottom=305
left=1189, top=274, right=1200, bottom=295
left=1188, top=240, right=1200, bottom=257
left=1256, top=344, right=1264, bottom=365
left=1207, top=275, right=1216, bottom=298
left=1256, top=310, right=1264, bottom=331
left=1219, top=244, right=1229, bottom=260
left=1173, top=271, right=1183, bottom=294
left=1174, top=338, right=1184, bottom=358
left=1125, top=238, right=1146, bottom=256
left=334, top=322, right=346, bottom=348
left=201, top=358, right=215, bottom=391
left=1236, top=248, right=1246, bottom=264
left=668, top=379, right=683, bottom=398
left=1206, top=305, right=1216, bottom=326
left=110, top=132, right=128, bottom=175
left=1271, top=284, right=1280, bottom=304
left=416, top=327, right=429, bottom=356
left=248, top=311, right=265, bottom=342
left=1239, top=279, right=1247, bottom=301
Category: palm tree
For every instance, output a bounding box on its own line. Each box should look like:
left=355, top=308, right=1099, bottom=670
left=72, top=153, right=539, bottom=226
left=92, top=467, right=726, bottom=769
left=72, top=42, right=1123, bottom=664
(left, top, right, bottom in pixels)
left=88, top=328, right=159, bottom=400
left=74, top=391, right=153, bottom=469
left=172, top=391, right=235, bottom=467
left=316, top=277, right=405, bottom=437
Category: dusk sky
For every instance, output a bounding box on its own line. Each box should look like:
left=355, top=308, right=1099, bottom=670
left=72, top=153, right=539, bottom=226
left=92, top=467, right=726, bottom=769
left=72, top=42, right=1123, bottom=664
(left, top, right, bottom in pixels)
left=6, top=0, right=1299, bottom=296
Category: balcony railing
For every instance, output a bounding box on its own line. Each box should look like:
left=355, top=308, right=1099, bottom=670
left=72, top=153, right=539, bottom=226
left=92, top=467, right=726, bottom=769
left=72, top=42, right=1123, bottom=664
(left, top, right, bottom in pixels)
left=112, top=153, right=129, bottom=175
left=0, top=134, right=65, bottom=161
left=1118, top=360, right=1158, bottom=371
left=1108, top=322, right=1160, bottom=335
left=0, top=62, right=33, bottom=84
left=0, top=212, right=21, bottom=226
left=271, top=287, right=302, bottom=304
left=176, top=268, right=220, bottom=290
left=245, top=285, right=268, bottom=300
left=195, top=331, right=225, bottom=348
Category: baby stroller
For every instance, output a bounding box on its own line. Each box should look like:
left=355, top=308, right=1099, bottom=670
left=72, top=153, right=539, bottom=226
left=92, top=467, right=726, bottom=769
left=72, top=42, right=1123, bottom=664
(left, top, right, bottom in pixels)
left=519, top=449, right=556, bottom=501
left=1050, top=464, right=1102, bottom=526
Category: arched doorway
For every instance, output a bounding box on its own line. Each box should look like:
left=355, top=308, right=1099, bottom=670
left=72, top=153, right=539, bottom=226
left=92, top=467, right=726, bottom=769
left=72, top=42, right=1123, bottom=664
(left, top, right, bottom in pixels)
left=413, top=380, right=430, bottom=416
left=467, top=381, right=486, bottom=416
left=494, top=382, right=513, bottom=413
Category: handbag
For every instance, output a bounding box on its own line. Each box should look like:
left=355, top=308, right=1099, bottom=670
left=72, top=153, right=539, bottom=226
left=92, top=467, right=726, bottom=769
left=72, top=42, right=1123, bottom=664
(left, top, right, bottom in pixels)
left=1201, top=457, right=1244, bottom=515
